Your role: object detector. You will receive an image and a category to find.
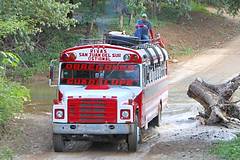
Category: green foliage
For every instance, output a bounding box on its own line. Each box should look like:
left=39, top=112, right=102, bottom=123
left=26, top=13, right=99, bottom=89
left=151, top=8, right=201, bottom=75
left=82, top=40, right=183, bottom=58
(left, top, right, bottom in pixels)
left=163, top=0, right=201, bottom=19
left=158, top=3, right=179, bottom=22
left=9, top=67, right=34, bottom=81
left=211, top=136, right=240, bottom=160
left=127, top=0, right=146, bottom=16
left=76, top=0, right=105, bottom=25
left=204, top=0, right=240, bottom=16
left=0, top=0, right=79, bottom=51
left=0, top=51, right=20, bottom=68
left=0, top=49, right=29, bottom=128
left=0, top=0, right=81, bottom=80
left=143, top=1, right=208, bottom=20
left=175, top=0, right=192, bottom=19
left=7, top=27, right=82, bottom=81
left=0, top=51, right=20, bottom=77
left=0, top=0, right=79, bottom=29
left=0, top=78, right=30, bottom=125
left=190, top=1, right=208, bottom=13
left=0, top=147, right=13, bottom=160
left=44, top=28, right=81, bottom=53
left=0, top=18, right=33, bottom=39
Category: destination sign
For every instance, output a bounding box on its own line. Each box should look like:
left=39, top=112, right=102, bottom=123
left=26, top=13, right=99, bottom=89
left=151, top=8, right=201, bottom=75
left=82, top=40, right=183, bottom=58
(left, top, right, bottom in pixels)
left=68, top=46, right=133, bottom=62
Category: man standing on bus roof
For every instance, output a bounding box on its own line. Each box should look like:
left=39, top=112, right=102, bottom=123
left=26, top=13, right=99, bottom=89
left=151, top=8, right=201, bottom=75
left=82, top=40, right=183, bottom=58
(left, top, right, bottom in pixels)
left=134, top=13, right=154, bottom=42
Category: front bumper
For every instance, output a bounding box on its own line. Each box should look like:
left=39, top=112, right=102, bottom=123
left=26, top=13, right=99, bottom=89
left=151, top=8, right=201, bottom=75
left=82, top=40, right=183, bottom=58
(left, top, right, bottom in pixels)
left=53, top=123, right=133, bottom=135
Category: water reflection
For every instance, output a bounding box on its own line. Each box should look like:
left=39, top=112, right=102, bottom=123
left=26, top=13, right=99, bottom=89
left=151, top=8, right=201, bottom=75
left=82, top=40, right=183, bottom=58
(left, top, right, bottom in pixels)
left=24, top=81, right=56, bottom=113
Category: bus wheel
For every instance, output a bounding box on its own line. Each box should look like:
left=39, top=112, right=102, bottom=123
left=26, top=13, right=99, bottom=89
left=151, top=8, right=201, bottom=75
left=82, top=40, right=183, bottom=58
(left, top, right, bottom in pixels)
left=127, top=115, right=140, bottom=152
left=158, top=102, right=163, bottom=126
left=149, top=102, right=162, bottom=127
left=53, top=134, right=65, bottom=152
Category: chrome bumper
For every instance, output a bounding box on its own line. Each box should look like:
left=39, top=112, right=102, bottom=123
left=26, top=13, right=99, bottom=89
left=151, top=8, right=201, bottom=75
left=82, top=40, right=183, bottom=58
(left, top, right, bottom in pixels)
left=53, top=123, right=133, bottom=135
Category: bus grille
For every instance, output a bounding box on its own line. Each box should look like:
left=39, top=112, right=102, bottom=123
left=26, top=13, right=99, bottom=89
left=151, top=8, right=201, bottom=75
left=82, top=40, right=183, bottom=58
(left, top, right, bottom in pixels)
left=68, top=98, right=117, bottom=123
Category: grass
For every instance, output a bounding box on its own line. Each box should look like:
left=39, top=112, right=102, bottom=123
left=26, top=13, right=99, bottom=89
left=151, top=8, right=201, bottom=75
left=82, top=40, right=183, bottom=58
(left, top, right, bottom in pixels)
left=190, top=1, right=209, bottom=14
left=179, top=47, right=194, bottom=56
left=210, top=136, right=240, bottom=160
left=0, top=147, right=13, bottom=160
left=168, top=44, right=194, bottom=58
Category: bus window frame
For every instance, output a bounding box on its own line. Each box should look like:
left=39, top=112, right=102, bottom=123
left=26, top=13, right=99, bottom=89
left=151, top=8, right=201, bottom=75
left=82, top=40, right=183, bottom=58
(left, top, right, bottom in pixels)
left=143, top=61, right=168, bottom=87
left=58, top=62, right=141, bottom=87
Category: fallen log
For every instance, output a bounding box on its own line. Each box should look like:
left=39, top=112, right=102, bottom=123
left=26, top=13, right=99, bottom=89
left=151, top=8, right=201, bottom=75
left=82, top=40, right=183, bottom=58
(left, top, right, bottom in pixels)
left=187, top=74, right=240, bottom=128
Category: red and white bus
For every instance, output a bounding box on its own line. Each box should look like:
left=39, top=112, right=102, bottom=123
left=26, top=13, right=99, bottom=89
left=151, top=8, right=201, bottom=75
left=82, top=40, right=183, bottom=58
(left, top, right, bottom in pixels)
left=49, top=35, right=168, bottom=152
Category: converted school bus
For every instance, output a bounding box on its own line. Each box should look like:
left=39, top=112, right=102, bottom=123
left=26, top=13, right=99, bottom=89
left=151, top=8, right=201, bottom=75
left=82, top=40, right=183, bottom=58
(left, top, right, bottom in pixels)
left=49, top=33, right=169, bottom=152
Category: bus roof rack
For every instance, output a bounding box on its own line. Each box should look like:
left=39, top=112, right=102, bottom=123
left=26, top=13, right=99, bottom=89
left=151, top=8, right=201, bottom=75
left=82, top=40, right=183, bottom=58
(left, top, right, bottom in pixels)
left=77, top=33, right=151, bottom=48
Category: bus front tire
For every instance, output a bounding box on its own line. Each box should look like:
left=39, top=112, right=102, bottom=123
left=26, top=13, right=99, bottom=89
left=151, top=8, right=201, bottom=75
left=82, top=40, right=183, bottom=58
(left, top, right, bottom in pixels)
left=127, top=115, right=140, bottom=152
left=53, top=134, right=65, bottom=152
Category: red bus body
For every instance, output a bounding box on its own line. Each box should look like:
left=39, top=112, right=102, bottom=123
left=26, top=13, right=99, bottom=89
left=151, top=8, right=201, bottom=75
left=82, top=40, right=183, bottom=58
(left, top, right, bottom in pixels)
left=50, top=41, right=169, bottom=152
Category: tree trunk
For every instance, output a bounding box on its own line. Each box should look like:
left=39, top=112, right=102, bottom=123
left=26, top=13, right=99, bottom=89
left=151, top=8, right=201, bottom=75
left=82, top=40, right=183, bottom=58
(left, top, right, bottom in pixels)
left=119, top=14, right=124, bottom=29
left=130, top=13, right=133, bottom=24
left=187, top=75, right=240, bottom=128
left=152, top=0, right=157, bottom=18
left=90, top=21, right=94, bottom=33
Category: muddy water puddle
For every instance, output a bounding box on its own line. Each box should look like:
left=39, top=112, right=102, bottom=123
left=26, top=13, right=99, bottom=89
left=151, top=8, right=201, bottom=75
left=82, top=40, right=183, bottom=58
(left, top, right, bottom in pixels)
left=24, top=81, right=56, bottom=113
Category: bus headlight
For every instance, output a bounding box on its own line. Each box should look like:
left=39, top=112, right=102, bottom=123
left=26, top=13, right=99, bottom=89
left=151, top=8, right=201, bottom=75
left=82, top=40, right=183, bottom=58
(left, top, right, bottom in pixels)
left=55, top=109, right=64, bottom=119
left=120, top=109, right=130, bottom=119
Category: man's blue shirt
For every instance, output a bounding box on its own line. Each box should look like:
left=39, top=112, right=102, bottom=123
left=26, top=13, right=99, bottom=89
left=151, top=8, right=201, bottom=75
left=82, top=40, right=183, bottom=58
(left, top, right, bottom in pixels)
left=134, top=19, right=152, bottom=41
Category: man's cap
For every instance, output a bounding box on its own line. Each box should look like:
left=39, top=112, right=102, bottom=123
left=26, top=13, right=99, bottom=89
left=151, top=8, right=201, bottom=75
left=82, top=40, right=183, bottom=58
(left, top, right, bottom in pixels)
left=141, top=13, right=147, bottom=18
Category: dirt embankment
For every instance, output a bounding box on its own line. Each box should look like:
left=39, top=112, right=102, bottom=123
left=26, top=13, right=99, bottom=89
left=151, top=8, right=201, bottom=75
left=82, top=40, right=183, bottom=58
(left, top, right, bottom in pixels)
left=160, top=11, right=240, bottom=58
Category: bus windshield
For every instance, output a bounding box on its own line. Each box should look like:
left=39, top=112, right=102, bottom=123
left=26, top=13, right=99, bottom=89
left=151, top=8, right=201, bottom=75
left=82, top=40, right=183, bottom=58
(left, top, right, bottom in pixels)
left=60, top=63, right=140, bottom=86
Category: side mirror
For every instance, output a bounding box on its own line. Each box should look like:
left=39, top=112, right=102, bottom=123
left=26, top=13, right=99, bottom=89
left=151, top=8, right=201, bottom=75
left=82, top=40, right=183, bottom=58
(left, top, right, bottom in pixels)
left=50, top=64, right=54, bottom=81
left=49, top=59, right=58, bottom=87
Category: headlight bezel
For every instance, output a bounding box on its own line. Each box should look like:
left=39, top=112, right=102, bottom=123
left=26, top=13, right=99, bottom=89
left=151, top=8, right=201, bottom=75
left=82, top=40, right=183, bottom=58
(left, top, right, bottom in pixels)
left=55, top=109, right=64, bottom=119
left=120, top=109, right=130, bottom=120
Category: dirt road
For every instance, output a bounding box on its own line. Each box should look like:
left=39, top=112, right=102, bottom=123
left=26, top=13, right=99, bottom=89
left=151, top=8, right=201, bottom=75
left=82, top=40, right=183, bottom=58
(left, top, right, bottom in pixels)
left=13, top=35, right=240, bottom=160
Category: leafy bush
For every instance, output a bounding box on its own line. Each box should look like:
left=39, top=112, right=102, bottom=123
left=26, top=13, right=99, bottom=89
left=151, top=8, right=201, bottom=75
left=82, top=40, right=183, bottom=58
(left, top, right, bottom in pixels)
left=43, top=28, right=81, bottom=53
left=0, top=78, right=30, bottom=125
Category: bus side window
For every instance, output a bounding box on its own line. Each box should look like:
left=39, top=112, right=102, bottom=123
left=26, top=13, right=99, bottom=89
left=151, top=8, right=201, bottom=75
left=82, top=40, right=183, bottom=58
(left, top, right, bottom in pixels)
left=162, top=61, right=166, bottom=76
left=157, top=65, right=160, bottom=79
left=165, top=62, right=168, bottom=76
left=150, top=70, right=153, bottom=83
left=143, top=65, right=147, bottom=86
left=152, top=68, right=155, bottom=82
left=159, top=61, right=167, bottom=78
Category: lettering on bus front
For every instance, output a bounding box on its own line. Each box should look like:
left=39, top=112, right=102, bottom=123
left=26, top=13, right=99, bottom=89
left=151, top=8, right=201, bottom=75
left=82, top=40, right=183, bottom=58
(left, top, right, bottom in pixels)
left=64, top=78, right=134, bottom=86
left=60, top=63, right=140, bottom=86
left=65, top=63, right=135, bottom=71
